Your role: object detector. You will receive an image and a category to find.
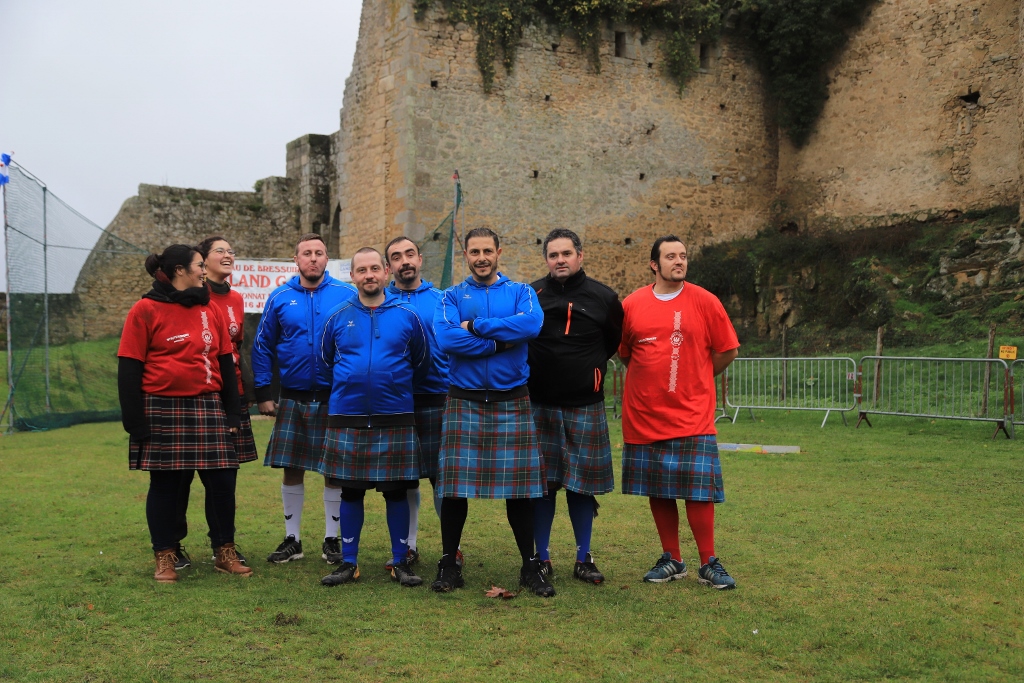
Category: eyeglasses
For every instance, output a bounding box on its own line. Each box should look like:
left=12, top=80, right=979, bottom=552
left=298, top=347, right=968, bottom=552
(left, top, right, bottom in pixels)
left=212, top=248, right=236, bottom=256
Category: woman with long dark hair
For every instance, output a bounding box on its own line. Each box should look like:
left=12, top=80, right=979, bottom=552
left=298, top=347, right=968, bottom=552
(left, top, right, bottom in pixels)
left=117, top=244, right=252, bottom=583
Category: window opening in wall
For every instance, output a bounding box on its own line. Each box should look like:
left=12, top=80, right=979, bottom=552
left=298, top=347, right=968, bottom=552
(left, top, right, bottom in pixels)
left=648, top=62, right=654, bottom=69
left=430, top=80, right=438, bottom=88
left=545, top=94, right=551, bottom=101
left=532, top=170, right=539, bottom=178
left=639, top=173, right=646, bottom=181
left=959, top=89, right=980, bottom=104
left=699, top=43, right=711, bottom=70
left=666, top=204, right=672, bottom=209
left=552, top=43, right=559, bottom=52
left=615, top=32, right=626, bottom=58
left=624, top=237, right=632, bottom=245
left=719, top=103, right=726, bottom=111
left=731, top=74, right=737, bottom=81
left=536, top=238, right=542, bottom=245
left=711, top=174, right=720, bottom=183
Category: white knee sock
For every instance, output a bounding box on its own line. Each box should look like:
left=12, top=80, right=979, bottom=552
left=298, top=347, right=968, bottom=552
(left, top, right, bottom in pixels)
left=406, top=488, right=421, bottom=550
left=324, top=487, right=342, bottom=539
left=281, top=483, right=304, bottom=540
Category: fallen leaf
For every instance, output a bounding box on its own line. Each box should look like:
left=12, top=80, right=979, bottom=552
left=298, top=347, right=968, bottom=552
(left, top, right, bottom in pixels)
left=484, top=585, right=516, bottom=599
left=86, top=604, right=94, bottom=611
left=254, top=607, right=263, bottom=612
left=620, top=585, right=630, bottom=590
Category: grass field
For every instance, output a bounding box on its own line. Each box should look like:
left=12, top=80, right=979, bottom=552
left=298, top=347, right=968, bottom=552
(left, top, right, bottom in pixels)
left=1, top=413, right=1022, bottom=682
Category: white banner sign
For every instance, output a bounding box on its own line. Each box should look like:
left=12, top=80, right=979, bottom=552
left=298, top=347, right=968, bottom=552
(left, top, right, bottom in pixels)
left=231, top=259, right=351, bottom=314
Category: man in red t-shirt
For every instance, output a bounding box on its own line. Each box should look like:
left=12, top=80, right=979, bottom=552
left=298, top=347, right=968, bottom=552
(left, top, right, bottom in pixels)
left=619, top=235, right=740, bottom=589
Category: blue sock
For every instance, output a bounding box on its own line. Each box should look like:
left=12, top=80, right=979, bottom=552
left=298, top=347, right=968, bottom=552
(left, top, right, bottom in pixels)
left=385, top=497, right=411, bottom=566
left=532, top=490, right=557, bottom=561
left=339, top=498, right=364, bottom=565
left=565, top=490, right=595, bottom=562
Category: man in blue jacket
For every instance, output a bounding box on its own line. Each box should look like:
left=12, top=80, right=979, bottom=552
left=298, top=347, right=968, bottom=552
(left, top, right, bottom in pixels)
left=431, top=227, right=554, bottom=597
left=318, top=247, right=429, bottom=587
left=385, top=236, right=456, bottom=569
left=252, top=233, right=355, bottom=566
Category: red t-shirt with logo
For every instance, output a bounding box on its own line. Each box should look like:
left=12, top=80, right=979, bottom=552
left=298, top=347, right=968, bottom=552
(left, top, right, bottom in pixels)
left=118, top=298, right=233, bottom=396
left=209, top=288, right=245, bottom=396
left=618, top=283, right=739, bottom=444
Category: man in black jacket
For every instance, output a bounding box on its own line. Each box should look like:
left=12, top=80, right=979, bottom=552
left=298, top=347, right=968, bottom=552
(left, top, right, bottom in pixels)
left=528, top=229, right=624, bottom=584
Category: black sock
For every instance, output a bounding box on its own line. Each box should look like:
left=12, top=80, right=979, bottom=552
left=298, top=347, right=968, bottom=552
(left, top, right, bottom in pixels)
left=505, top=498, right=535, bottom=566
left=440, top=497, right=468, bottom=563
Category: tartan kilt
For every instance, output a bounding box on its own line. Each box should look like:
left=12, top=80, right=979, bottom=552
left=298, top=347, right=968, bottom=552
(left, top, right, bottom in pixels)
left=129, top=393, right=237, bottom=471
left=436, top=396, right=543, bottom=500
left=533, top=402, right=614, bottom=495
left=621, top=435, right=725, bottom=502
left=415, top=404, right=445, bottom=479
left=234, top=410, right=259, bottom=463
left=317, top=425, right=421, bottom=482
left=263, top=398, right=328, bottom=471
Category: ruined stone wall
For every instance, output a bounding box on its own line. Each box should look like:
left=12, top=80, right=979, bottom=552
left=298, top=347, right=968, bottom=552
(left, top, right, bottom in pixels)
left=779, top=0, right=1021, bottom=229
left=286, top=134, right=333, bottom=239
left=333, top=2, right=778, bottom=295
left=75, top=181, right=304, bottom=338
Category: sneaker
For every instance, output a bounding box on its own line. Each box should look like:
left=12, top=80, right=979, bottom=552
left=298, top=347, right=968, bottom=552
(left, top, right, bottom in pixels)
left=538, top=558, right=554, bottom=577
left=321, top=561, right=359, bottom=586
left=266, top=536, right=304, bottom=564
left=384, top=547, right=420, bottom=570
left=697, top=556, right=736, bottom=590
left=430, top=556, right=465, bottom=592
left=322, top=537, right=342, bottom=565
left=391, top=560, right=424, bottom=587
left=520, top=556, right=556, bottom=597
left=174, top=546, right=192, bottom=571
left=573, top=553, right=604, bottom=584
left=643, top=552, right=687, bottom=583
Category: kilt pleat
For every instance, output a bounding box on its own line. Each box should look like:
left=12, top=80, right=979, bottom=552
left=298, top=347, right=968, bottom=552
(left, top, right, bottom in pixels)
left=621, top=435, right=725, bottom=502
left=415, top=404, right=445, bottom=479
left=263, top=398, right=328, bottom=471
left=234, top=410, right=259, bottom=463
left=436, top=396, right=543, bottom=500
left=533, top=402, right=614, bottom=495
left=317, top=426, right=420, bottom=482
left=129, top=393, right=237, bottom=471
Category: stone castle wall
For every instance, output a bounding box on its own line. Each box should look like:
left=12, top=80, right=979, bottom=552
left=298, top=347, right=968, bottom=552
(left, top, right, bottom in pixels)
left=779, top=0, right=1020, bottom=228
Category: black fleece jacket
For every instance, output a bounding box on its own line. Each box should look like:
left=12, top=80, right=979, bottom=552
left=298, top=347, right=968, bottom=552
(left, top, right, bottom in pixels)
left=527, top=269, right=623, bottom=406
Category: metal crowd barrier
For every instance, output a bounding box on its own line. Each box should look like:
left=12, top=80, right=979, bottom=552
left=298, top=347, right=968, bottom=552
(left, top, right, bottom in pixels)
left=1012, top=359, right=1023, bottom=428
left=724, top=357, right=858, bottom=427
left=857, top=356, right=1013, bottom=439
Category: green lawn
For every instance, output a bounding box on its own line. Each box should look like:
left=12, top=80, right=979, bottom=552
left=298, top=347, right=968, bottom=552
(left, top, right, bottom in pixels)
left=1, top=414, right=1022, bottom=682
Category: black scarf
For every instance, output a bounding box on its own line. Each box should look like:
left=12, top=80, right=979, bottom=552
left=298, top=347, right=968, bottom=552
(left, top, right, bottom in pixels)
left=143, top=278, right=210, bottom=307
left=207, top=279, right=231, bottom=295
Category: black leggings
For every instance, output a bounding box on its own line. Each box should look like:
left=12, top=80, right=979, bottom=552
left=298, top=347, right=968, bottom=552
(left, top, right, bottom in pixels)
left=440, top=497, right=534, bottom=565
left=148, top=469, right=236, bottom=552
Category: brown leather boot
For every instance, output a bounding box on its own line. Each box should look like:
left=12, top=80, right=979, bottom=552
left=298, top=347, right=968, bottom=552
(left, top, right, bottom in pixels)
left=214, top=543, right=253, bottom=576
left=154, top=548, right=179, bottom=583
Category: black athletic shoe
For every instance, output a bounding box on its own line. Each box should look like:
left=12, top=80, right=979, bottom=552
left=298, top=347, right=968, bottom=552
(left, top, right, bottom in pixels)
left=391, top=560, right=423, bottom=587
left=385, top=547, right=420, bottom=570
left=322, top=537, right=342, bottom=565
left=266, top=535, right=304, bottom=563
left=174, top=546, right=192, bottom=571
left=520, top=556, right=556, bottom=597
left=430, top=556, right=465, bottom=593
left=538, top=558, right=554, bottom=577
left=321, top=561, right=360, bottom=586
left=572, top=553, right=604, bottom=584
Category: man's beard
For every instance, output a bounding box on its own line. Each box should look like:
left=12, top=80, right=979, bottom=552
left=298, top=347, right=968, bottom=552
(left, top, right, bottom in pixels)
left=396, top=267, right=418, bottom=285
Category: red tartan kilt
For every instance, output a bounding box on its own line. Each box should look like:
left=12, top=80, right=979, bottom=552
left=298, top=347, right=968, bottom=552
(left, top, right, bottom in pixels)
left=128, top=393, right=238, bottom=471
left=234, top=410, right=259, bottom=463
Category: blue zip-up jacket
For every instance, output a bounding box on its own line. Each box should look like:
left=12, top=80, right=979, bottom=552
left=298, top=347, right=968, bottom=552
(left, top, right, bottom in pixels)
left=320, top=291, right=429, bottom=417
left=252, top=273, right=355, bottom=401
left=387, top=280, right=450, bottom=396
left=434, top=273, right=543, bottom=391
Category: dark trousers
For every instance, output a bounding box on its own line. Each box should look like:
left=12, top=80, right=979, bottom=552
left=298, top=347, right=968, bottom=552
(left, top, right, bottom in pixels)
left=148, top=469, right=236, bottom=552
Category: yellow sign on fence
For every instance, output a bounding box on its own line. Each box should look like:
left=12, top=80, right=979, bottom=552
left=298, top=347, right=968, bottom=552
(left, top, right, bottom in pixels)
left=999, top=345, right=1018, bottom=360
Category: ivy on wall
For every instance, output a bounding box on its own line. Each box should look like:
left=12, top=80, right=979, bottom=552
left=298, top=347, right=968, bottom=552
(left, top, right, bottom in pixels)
left=414, top=0, right=877, bottom=146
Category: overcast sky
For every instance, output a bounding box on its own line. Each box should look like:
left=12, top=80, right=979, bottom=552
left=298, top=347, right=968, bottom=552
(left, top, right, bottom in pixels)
left=1, top=0, right=362, bottom=230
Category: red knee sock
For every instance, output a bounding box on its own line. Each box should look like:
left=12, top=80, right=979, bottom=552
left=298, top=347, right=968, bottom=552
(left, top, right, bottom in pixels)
left=685, top=500, right=715, bottom=566
left=648, top=498, right=681, bottom=562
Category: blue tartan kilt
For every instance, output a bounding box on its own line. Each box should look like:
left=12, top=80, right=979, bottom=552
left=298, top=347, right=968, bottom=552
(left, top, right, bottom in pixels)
left=234, top=410, right=259, bottom=464
left=621, top=435, right=725, bottom=502
left=415, top=404, right=445, bottom=479
left=533, top=402, right=614, bottom=495
left=317, top=425, right=421, bottom=482
left=129, top=393, right=237, bottom=471
left=436, top=396, right=544, bottom=500
left=262, top=398, right=328, bottom=472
